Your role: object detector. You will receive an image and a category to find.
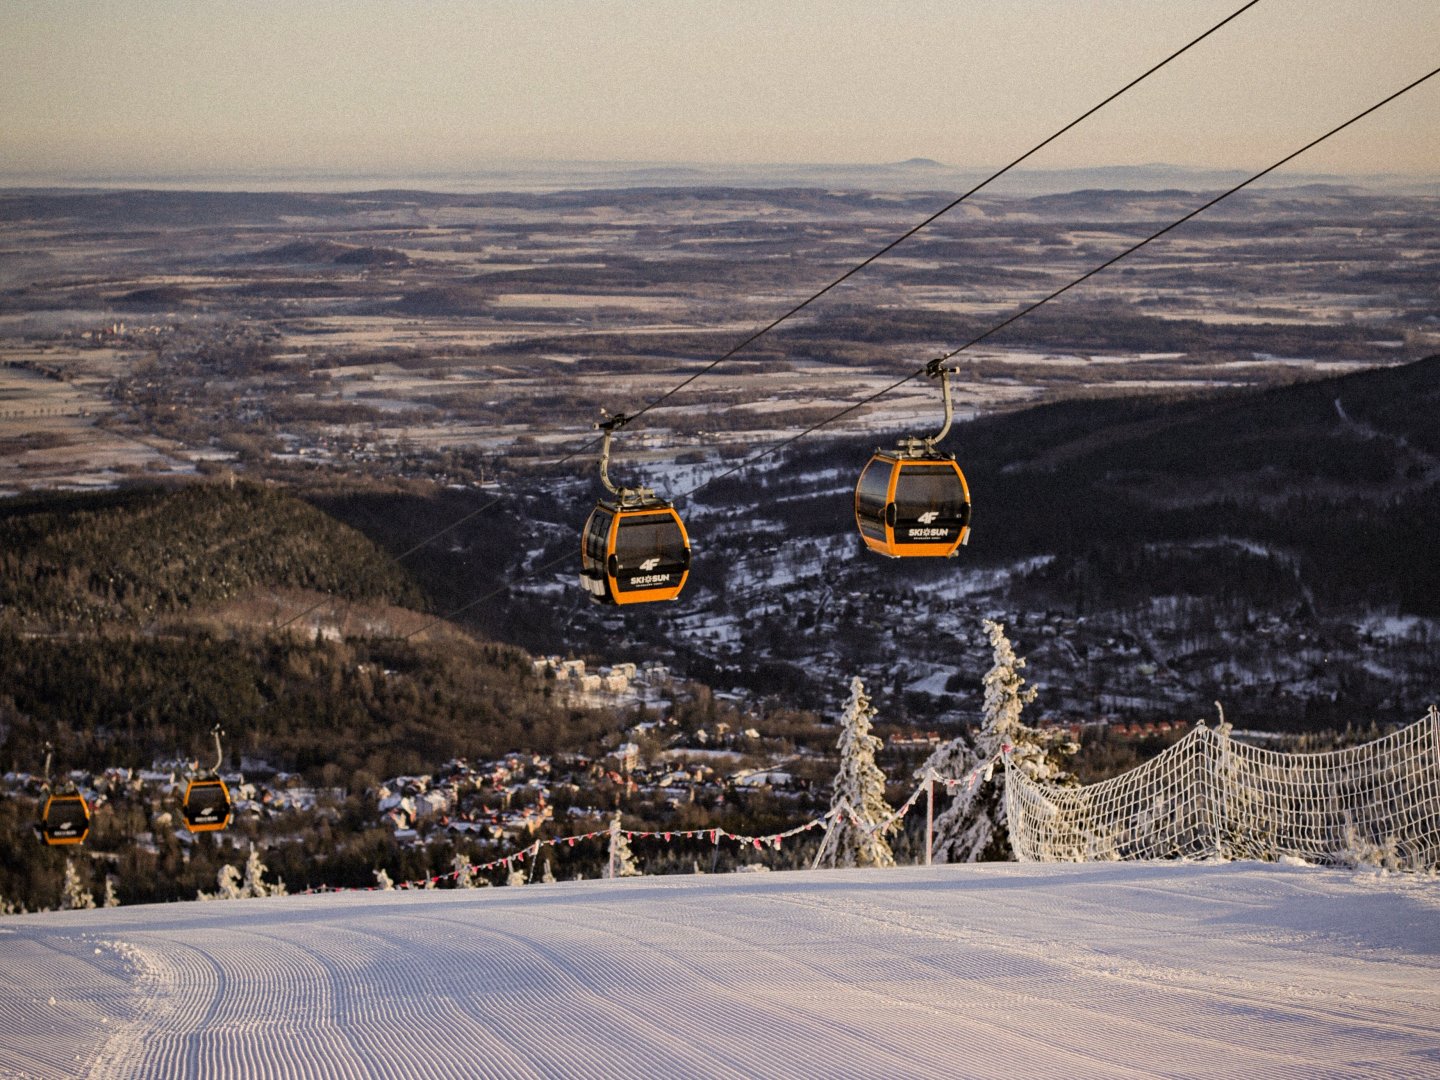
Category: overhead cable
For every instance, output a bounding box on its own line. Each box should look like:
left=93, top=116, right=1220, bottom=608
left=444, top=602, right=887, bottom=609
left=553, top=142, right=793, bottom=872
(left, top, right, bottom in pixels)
left=344, top=0, right=1266, bottom=621
left=683, top=63, right=1440, bottom=499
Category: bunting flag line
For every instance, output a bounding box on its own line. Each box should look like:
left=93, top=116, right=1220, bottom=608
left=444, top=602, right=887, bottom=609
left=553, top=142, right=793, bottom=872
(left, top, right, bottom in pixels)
left=298, top=759, right=1007, bottom=895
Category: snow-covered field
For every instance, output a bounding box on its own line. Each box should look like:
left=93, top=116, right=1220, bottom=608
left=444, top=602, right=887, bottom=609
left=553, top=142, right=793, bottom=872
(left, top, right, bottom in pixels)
left=4, top=861, right=1439, bottom=1078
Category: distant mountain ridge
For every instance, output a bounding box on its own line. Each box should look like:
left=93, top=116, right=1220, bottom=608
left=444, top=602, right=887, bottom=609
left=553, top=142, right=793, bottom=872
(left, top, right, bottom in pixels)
left=5, top=161, right=1435, bottom=197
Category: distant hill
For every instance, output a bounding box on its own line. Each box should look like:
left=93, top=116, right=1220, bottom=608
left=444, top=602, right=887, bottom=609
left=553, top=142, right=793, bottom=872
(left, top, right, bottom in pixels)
left=974, top=354, right=1440, bottom=498
left=246, top=239, right=355, bottom=262
left=945, top=354, right=1440, bottom=611
left=0, top=480, right=610, bottom=782
left=243, top=239, right=410, bottom=265
left=0, top=481, right=424, bottom=629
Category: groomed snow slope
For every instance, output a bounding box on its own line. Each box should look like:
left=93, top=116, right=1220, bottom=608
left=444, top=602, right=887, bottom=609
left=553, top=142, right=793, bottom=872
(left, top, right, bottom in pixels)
left=3, top=861, right=1439, bottom=1079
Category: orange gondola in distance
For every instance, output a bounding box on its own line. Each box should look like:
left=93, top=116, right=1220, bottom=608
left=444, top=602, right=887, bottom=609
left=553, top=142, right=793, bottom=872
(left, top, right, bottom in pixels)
left=38, top=743, right=90, bottom=846
left=183, top=777, right=232, bottom=832
left=580, top=413, right=691, bottom=605
left=855, top=361, right=972, bottom=558
left=41, top=791, right=90, bottom=846
left=182, top=726, right=233, bottom=834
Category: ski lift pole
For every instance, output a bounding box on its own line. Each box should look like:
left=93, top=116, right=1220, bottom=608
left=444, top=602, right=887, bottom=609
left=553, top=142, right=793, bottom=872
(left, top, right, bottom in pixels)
left=210, top=725, right=225, bottom=777
left=925, top=769, right=935, bottom=867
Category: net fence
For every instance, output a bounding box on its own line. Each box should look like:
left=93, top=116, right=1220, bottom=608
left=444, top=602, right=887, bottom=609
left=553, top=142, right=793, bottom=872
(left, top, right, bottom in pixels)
left=1004, top=707, right=1440, bottom=869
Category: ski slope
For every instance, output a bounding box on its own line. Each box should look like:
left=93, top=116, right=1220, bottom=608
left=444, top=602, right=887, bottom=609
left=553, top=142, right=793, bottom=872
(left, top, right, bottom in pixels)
left=3, top=861, right=1439, bottom=1078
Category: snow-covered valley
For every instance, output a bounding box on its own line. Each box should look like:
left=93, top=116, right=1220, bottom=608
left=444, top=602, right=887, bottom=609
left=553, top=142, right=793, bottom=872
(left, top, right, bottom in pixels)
left=4, top=861, right=1438, bottom=1078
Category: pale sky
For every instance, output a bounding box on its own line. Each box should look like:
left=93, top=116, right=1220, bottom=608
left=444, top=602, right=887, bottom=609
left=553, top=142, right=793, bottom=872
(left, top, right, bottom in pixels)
left=2, top=0, right=1437, bottom=180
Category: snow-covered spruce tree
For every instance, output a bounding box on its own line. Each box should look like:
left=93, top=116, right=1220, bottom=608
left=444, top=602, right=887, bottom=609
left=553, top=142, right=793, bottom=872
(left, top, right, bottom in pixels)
left=102, top=876, right=120, bottom=909
left=374, top=868, right=394, bottom=891
left=242, top=845, right=286, bottom=898
left=605, top=813, right=640, bottom=878
left=919, top=619, right=1077, bottom=862
left=198, top=863, right=243, bottom=901
left=452, top=852, right=477, bottom=888
left=62, top=859, right=96, bottom=910
left=825, top=676, right=896, bottom=868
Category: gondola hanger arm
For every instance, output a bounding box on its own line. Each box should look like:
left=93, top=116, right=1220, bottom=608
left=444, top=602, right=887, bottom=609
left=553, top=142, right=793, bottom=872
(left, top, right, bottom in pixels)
left=895, top=361, right=955, bottom=457
left=595, top=412, right=654, bottom=504
left=595, top=413, right=629, bottom=496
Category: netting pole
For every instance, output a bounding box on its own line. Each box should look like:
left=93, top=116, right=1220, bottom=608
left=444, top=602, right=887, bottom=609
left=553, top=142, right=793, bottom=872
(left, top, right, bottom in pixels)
left=1211, top=703, right=1227, bottom=859
left=925, top=770, right=934, bottom=867
left=1001, top=755, right=1026, bottom=860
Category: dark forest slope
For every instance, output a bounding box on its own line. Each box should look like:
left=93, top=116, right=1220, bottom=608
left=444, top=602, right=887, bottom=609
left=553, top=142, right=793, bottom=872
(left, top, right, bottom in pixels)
left=0, top=482, right=610, bottom=777
left=0, top=481, right=424, bottom=628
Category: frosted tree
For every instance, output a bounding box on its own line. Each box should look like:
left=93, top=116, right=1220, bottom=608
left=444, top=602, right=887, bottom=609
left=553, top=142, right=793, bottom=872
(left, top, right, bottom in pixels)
left=102, top=876, right=120, bottom=909
left=506, top=867, right=527, bottom=887
left=919, top=619, right=1077, bottom=862
left=62, top=859, right=96, bottom=910
left=605, top=813, right=640, bottom=878
left=540, top=858, right=557, bottom=884
left=198, top=848, right=285, bottom=901
left=198, top=863, right=244, bottom=901
left=242, top=846, right=286, bottom=897
left=823, top=677, right=895, bottom=868
left=374, top=868, right=394, bottom=891
left=451, top=852, right=477, bottom=888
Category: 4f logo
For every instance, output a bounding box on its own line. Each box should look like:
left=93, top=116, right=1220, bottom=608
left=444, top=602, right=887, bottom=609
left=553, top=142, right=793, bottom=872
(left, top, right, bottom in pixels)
left=638, top=557, right=661, bottom=571
left=917, top=511, right=940, bottom=525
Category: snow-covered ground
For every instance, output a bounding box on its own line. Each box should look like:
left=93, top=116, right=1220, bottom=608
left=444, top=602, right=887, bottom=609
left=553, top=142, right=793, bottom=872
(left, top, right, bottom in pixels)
left=3, top=861, right=1438, bottom=1078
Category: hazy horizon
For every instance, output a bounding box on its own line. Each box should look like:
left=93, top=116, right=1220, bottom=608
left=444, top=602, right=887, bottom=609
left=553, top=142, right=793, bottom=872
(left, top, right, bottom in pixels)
left=4, top=1, right=1436, bottom=183
left=3, top=159, right=1438, bottom=199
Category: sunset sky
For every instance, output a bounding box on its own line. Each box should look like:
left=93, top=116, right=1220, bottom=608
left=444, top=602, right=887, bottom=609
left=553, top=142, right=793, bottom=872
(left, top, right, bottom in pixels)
left=3, top=0, right=1436, bottom=181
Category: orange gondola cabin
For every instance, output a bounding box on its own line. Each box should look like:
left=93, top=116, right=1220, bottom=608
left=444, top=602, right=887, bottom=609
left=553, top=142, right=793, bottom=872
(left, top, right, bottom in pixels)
left=182, top=726, right=233, bottom=833
left=579, top=413, right=691, bottom=606
left=855, top=452, right=971, bottom=557
left=41, top=792, right=90, bottom=846
left=581, top=498, right=691, bottom=605
left=182, top=776, right=233, bottom=833
left=854, top=360, right=972, bottom=558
